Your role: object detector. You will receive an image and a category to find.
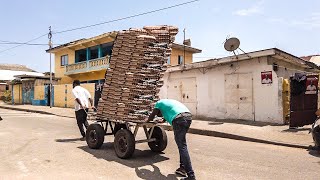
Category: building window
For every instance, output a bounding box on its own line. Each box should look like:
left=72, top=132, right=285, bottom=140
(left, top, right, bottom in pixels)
left=90, top=46, right=99, bottom=60
left=178, top=55, right=184, bottom=65
left=101, top=42, right=113, bottom=57
left=75, top=49, right=87, bottom=63
left=61, top=55, right=68, bottom=66
left=5, top=85, right=9, bottom=90
left=167, top=56, right=171, bottom=64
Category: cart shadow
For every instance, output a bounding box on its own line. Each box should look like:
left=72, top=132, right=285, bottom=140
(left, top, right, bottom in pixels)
left=55, top=138, right=82, bottom=142
left=78, top=143, right=169, bottom=168
left=307, top=148, right=320, bottom=158
left=282, top=128, right=311, bottom=133
left=78, top=144, right=177, bottom=179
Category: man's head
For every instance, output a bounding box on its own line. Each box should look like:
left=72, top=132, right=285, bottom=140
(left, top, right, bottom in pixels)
left=73, top=80, right=81, bottom=88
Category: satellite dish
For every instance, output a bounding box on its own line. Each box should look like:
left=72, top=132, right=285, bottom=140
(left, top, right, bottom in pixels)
left=224, top=37, right=240, bottom=52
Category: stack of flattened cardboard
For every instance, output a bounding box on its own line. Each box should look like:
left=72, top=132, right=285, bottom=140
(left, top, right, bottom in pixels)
left=97, top=25, right=178, bottom=123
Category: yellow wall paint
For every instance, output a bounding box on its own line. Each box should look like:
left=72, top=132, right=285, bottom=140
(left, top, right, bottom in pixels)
left=54, top=49, right=75, bottom=84
left=53, top=83, right=95, bottom=108
left=282, top=79, right=290, bottom=124
left=13, top=84, right=22, bottom=104
left=34, top=86, right=45, bottom=100
left=170, top=49, right=193, bottom=66
left=66, top=84, right=74, bottom=108
left=53, top=84, right=66, bottom=108
left=67, top=70, right=106, bottom=84
left=53, top=38, right=114, bottom=83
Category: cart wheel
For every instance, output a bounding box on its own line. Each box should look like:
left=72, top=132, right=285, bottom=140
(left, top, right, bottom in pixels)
left=86, top=124, right=105, bottom=149
left=114, top=129, right=135, bottom=159
left=113, top=123, right=127, bottom=135
left=148, top=126, right=167, bottom=152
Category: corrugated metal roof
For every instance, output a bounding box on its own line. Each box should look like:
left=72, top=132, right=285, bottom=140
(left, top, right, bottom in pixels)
left=167, top=48, right=319, bottom=72
left=0, top=64, right=35, bottom=72
left=0, top=70, right=44, bottom=81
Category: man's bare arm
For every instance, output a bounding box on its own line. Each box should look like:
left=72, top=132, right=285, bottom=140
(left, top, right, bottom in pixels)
left=75, top=98, right=83, bottom=109
left=89, top=98, right=94, bottom=108
left=147, top=108, right=160, bottom=122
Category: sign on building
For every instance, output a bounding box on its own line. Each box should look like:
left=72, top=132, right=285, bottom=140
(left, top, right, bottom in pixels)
left=305, top=76, right=318, bottom=95
left=261, top=71, right=272, bottom=84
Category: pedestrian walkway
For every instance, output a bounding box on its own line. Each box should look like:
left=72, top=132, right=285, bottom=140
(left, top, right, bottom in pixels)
left=0, top=103, right=75, bottom=118
left=161, top=119, right=313, bottom=149
left=0, top=109, right=55, bottom=118
left=0, top=102, right=314, bottom=149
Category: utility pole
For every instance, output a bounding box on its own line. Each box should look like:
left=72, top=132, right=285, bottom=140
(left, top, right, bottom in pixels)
left=183, top=28, right=186, bottom=68
left=48, top=26, right=53, bottom=108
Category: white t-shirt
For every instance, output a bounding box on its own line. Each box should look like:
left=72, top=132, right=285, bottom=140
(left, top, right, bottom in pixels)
left=262, top=78, right=272, bottom=84
left=72, top=86, right=91, bottom=111
left=307, top=85, right=317, bottom=91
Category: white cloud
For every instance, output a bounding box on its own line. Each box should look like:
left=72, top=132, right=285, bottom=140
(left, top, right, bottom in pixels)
left=266, top=17, right=285, bottom=23
left=290, top=12, right=320, bottom=29
left=266, top=13, right=320, bottom=29
left=233, top=1, right=264, bottom=16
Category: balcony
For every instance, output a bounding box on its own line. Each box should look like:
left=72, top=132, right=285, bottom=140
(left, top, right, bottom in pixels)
left=65, top=56, right=110, bottom=75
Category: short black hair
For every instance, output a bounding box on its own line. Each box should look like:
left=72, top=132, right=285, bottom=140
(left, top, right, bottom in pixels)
left=73, top=80, right=80, bottom=86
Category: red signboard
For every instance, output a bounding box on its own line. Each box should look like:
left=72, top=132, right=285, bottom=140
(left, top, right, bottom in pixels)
left=305, top=75, right=318, bottom=95
left=261, top=71, right=272, bottom=84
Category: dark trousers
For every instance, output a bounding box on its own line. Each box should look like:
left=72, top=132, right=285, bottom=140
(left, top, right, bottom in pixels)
left=172, top=113, right=195, bottom=177
left=75, top=109, right=89, bottom=137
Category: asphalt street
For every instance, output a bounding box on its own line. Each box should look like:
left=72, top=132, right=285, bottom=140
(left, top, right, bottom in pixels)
left=0, top=109, right=319, bottom=180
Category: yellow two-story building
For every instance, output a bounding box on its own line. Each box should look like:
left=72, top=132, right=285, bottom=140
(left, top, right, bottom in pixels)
left=47, top=31, right=202, bottom=85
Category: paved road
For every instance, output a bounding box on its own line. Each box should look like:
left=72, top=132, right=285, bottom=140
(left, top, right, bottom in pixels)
left=0, top=109, right=319, bottom=180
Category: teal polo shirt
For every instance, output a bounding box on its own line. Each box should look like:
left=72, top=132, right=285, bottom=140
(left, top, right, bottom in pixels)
left=154, top=99, right=190, bottom=125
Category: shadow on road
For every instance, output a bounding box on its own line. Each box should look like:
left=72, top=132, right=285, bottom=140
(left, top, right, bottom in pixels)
left=78, top=143, right=169, bottom=168
left=307, top=148, right=320, bottom=158
left=135, top=164, right=177, bottom=180
left=207, top=122, right=224, bottom=126
left=55, top=138, right=81, bottom=142
left=78, top=144, right=176, bottom=178
left=282, top=128, right=311, bottom=133
left=198, top=118, right=282, bottom=127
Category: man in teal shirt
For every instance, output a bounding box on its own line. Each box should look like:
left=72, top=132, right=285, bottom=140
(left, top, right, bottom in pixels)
left=147, top=99, right=196, bottom=180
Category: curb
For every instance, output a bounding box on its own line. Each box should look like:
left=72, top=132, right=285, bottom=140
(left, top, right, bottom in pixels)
left=160, top=125, right=310, bottom=150
left=0, top=105, right=311, bottom=149
left=0, top=106, right=74, bottom=119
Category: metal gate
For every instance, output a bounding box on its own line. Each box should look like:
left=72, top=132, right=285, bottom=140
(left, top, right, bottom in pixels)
left=22, top=81, right=34, bottom=104
left=225, top=73, right=254, bottom=120
left=290, top=74, right=318, bottom=127
left=167, top=77, right=197, bottom=116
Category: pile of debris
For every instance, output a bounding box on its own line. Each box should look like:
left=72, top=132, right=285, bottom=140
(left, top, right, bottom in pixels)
left=96, top=25, right=178, bottom=122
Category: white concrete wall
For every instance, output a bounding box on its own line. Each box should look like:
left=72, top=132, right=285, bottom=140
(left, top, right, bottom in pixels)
left=160, top=57, right=284, bottom=124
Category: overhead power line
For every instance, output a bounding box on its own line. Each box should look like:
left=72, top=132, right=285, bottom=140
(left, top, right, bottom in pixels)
left=0, top=0, right=200, bottom=54
left=0, top=41, right=60, bottom=46
left=0, top=33, right=48, bottom=53
left=53, top=0, right=200, bottom=34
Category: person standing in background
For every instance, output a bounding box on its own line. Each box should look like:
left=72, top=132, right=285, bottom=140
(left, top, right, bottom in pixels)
left=72, top=80, right=93, bottom=140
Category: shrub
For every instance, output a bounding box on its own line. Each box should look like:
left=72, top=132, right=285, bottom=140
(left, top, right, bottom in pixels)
left=2, top=90, right=11, bottom=103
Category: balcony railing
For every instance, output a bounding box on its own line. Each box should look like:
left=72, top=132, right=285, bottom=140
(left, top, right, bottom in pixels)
left=65, top=56, right=110, bottom=75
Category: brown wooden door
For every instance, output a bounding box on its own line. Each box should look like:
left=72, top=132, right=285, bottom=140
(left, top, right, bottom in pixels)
left=290, top=75, right=318, bottom=127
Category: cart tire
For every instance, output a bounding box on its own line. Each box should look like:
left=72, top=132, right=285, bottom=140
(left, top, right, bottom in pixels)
left=148, top=126, right=167, bottom=152
left=113, top=123, right=127, bottom=135
left=114, top=129, right=135, bottom=159
left=86, top=124, right=105, bottom=149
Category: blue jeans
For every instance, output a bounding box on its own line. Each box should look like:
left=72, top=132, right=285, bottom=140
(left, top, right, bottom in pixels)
left=172, top=113, right=194, bottom=177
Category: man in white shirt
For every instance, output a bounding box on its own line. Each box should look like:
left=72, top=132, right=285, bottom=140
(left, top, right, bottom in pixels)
left=72, top=80, right=93, bottom=140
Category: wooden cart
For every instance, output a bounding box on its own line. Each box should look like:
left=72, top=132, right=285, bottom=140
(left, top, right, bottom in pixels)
left=85, top=111, right=167, bottom=159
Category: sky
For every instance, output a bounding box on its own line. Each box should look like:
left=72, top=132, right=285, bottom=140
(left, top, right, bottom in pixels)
left=0, top=0, right=319, bottom=72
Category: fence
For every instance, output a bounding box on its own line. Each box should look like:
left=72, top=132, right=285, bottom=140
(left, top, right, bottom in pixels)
left=22, top=83, right=96, bottom=108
